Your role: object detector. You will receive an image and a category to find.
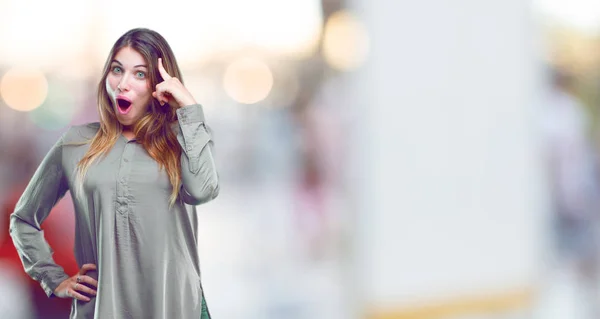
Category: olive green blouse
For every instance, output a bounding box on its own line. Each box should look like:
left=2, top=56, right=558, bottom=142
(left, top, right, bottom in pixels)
left=9, top=104, right=218, bottom=319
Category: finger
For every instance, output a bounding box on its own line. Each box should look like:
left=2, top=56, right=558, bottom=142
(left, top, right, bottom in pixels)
left=74, top=282, right=97, bottom=296
left=78, top=275, right=99, bottom=288
left=153, top=86, right=165, bottom=100
left=153, top=91, right=166, bottom=106
left=69, top=288, right=91, bottom=302
left=152, top=91, right=164, bottom=105
left=158, top=58, right=172, bottom=80
left=154, top=84, right=170, bottom=105
left=79, top=264, right=97, bottom=274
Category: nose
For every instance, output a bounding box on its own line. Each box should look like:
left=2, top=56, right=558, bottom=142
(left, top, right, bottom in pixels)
left=117, top=74, right=131, bottom=92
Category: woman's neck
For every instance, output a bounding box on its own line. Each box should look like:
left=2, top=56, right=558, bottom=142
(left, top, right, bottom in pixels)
left=122, top=127, right=135, bottom=140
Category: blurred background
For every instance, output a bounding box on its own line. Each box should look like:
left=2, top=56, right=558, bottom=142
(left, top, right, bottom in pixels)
left=3, top=0, right=600, bottom=318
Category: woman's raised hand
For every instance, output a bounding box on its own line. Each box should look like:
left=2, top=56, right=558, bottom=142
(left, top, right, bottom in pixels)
left=152, top=58, right=196, bottom=108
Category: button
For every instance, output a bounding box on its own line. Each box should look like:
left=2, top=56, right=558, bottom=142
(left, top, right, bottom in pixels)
left=124, top=158, right=129, bottom=163
left=186, top=146, right=192, bottom=151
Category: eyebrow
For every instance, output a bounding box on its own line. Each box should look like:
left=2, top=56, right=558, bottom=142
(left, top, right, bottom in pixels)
left=111, top=60, right=148, bottom=68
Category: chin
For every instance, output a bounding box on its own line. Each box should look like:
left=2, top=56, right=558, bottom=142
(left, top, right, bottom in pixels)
left=119, top=120, right=134, bottom=127
left=115, top=114, right=135, bottom=127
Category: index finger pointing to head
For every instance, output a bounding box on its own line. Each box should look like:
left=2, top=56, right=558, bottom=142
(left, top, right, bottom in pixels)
left=158, top=58, right=172, bottom=80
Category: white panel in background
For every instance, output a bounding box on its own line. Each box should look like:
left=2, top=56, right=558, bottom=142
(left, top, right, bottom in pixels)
left=348, top=0, right=547, bottom=311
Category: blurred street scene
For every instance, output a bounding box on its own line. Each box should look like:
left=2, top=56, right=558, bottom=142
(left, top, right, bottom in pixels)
left=2, top=0, right=600, bottom=318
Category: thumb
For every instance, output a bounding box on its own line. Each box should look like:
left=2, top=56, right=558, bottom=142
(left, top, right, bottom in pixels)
left=79, top=263, right=97, bottom=274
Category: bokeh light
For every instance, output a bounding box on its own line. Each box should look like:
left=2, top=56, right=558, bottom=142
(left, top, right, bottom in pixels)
left=322, top=10, right=370, bottom=71
left=29, top=81, right=78, bottom=131
left=0, top=67, right=48, bottom=112
left=223, top=57, right=274, bottom=104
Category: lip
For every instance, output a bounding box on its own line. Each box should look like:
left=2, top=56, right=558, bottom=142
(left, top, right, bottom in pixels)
left=116, top=95, right=131, bottom=103
left=116, top=95, right=133, bottom=115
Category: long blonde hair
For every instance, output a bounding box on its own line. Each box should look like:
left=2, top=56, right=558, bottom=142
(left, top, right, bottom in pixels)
left=77, top=28, right=184, bottom=205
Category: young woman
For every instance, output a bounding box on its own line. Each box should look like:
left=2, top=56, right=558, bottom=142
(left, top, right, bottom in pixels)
left=9, top=28, right=219, bottom=318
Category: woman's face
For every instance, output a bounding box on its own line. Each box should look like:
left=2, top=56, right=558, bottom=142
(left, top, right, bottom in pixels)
left=105, top=46, right=153, bottom=129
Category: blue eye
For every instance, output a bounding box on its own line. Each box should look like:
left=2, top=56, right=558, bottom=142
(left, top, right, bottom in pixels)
left=112, top=66, right=122, bottom=73
left=136, top=71, right=146, bottom=79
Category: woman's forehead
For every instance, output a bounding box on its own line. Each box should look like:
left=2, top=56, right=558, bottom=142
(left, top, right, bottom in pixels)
left=112, top=47, right=148, bottom=67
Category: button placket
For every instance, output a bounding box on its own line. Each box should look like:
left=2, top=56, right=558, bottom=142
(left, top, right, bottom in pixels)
left=116, top=143, right=135, bottom=215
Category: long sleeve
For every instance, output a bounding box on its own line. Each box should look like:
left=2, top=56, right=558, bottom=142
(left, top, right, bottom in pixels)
left=9, top=133, right=70, bottom=297
left=176, top=104, right=220, bottom=205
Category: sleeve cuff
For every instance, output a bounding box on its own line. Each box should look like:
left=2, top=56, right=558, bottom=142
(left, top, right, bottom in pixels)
left=40, top=272, right=69, bottom=298
left=176, top=104, right=206, bottom=125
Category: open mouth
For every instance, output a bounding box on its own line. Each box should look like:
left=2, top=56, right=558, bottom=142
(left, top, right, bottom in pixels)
left=116, top=97, right=132, bottom=114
